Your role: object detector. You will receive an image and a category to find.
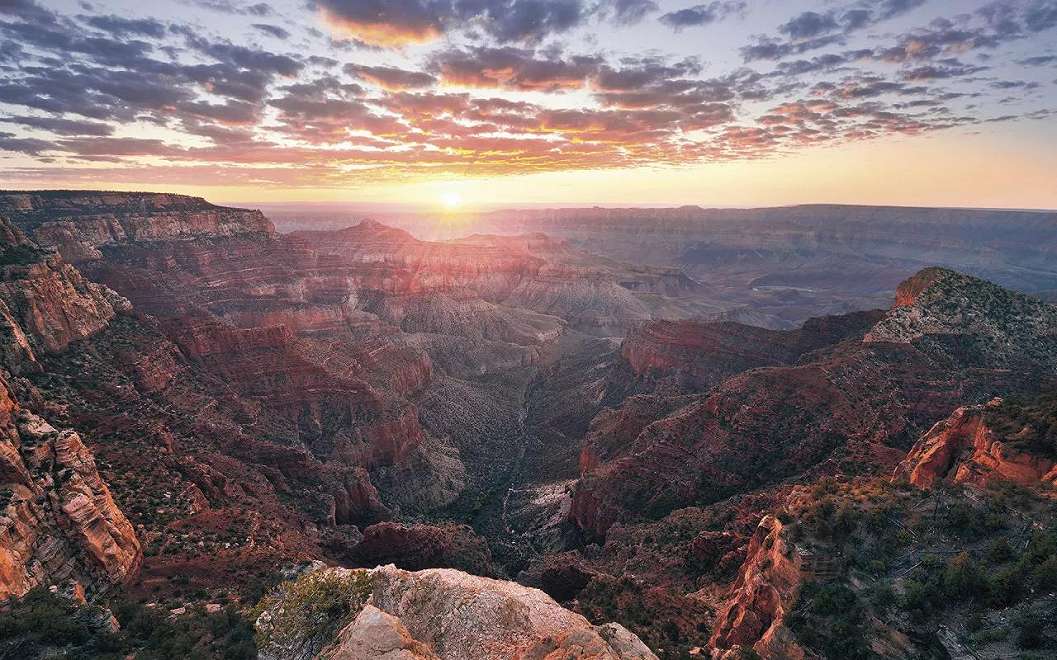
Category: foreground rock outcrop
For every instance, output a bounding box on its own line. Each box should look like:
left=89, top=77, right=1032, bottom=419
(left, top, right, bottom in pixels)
left=257, top=564, right=657, bottom=659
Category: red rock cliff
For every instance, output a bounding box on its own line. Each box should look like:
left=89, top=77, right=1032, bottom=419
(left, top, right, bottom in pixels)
left=709, top=515, right=806, bottom=660
left=895, top=400, right=1057, bottom=490
left=0, top=191, right=274, bottom=263
left=0, top=216, right=128, bottom=370
left=0, top=374, right=141, bottom=599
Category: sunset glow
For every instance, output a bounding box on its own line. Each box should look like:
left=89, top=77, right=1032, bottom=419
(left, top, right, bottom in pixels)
left=0, top=0, right=1055, bottom=208
left=441, top=191, right=463, bottom=210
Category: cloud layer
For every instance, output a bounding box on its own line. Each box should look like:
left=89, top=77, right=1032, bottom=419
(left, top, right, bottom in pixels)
left=0, top=0, right=1055, bottom=189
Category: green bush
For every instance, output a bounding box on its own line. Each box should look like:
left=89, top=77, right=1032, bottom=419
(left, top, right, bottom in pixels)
left=943, top=552, right=987, bottom=601
left=253, top=570, right=373, bottom=653
left=112, top=599, right=257, bottom=660
left=988, top=565, right=1025, bottom=608
left=901, top=579, right=934, bottom=615
left=788, top=582, right=872, bottom=659
left=986, top=538, right=1014, bottom=564
left=0, top=588, right=123, bottom=659
left=1032, top=555, right=1057, bottom=591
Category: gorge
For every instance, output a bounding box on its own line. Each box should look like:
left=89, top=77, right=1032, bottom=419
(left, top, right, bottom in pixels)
left=2, top=191, right=1057, bottom=659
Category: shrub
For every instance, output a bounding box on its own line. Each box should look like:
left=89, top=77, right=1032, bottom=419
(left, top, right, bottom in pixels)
left=943, top=552, right=987, bottom=601
left=900, top=579, right=941, bottom=618
left=1032, top=555, right=1057, bottom=591
left=253, top=570, right=373, bottom=654
left=112, top=599, right=257, bottom=660
left=1015, top=613, right=1045, bottom=649
left=787, top=582, right=871, bottom=659
left=988, top=565, right=1025, bottom=608
left=0, top=588, right=123, bottom=659
left=867, top=583, right=896, bottom=611
left=986, top=538, right=1014, bottom=564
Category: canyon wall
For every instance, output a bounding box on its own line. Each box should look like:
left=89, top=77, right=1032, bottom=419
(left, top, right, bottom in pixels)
left=0, top=219, right=141, bottom=598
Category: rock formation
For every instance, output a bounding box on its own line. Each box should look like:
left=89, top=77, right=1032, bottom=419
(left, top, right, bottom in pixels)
left=895, top=397, right=1057, bottom=489
left=0, top=216, right=128, bottom=372
left=0, top=373, right=141, bottom=600
left=709, top=516, right=805, bottom=659
left=258, top=564, right=657, bottom=660
left=571, top=268, right=1057, bottom=538
left=0, top=191, right=274, bottom=262
left=865, top=267, right=1057, bottom=369
left=0, top=220, right=141, bottom=599
left=620, top=309, right=884, bottom=393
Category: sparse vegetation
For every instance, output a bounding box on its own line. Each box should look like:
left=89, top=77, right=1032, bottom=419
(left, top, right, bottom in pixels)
left=0, top=589, right=256, bottom=660
left=985, top=389, right=1057, bottom=459
left=252, top=569, right=373, bottom=655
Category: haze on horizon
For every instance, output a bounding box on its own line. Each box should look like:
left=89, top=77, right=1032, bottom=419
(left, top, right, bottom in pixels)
left=1, top=0, right=1056, bottom=209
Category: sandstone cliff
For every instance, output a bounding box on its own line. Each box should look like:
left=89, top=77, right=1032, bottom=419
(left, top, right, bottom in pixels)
left=0, top=374, right=141, bottom=599
left=0, top=191, right=274, bottom=262
left=709, top=516, right=806, bottom=659
left=0, top=216, right=128, bottom=372
left=895, top=397, right=1057, bottom=490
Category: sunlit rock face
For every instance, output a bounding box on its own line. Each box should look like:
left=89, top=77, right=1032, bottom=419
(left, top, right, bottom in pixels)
left=256, top=565, right=657, bottom=660
left=709, top=515, right=806, bottom=660
left=0, top=191, right=275, bottom=263
left=0, top=397, right=142, bottom=600
left=895, top=397, right=1057, bottom=490
left=0, top=225, right=140, bottom=598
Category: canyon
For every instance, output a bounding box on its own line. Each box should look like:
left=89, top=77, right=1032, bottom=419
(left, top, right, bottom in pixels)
left=2, top=190, right=1056, bottom=659
left=268, top=203, right=1057, bottom=331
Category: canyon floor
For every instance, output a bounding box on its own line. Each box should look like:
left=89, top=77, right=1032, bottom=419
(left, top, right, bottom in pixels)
left=2, top=191, right=1057, bottom=659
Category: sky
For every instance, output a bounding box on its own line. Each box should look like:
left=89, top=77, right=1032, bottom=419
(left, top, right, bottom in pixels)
left=0, top=0, right=1056, bottom=209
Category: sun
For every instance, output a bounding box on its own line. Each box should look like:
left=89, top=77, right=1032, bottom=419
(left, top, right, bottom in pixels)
left=441, top=191, right=462, bottom=209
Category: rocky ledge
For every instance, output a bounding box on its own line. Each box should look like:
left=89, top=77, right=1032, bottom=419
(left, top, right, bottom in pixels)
left=709, top=515, right=805, bottom=659
left=0, top=191, right=274, bottom=262
left=895, top=395, right=1057, bottom=490
left=256, top=564, right=657, bottom=659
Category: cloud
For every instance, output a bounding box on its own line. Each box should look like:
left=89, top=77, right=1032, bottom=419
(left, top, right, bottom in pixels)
left=252, top=23, right=291, bottom=39
left=183, top=0, right=273, bottom=16
left=0, top=0, right=55, bottom=22
left=779, top=11, right=840, bottom=40
left=0, top=115, right=115, bottom=136
left=81, top=15, right=167, bottom=38
left=344, top=64, right=437, bottom=90
left=900, top=59, right=987, bottom=80
left=0, top=0, right=1051, bottom=186
left=745, top=0, right=927, bottom=62
left=599, top=0, right=658, bottom=25
left=659, top=1, right=744, bottom=30
left=741, top=34, right=844, bottom=62
left=430, top=46, right=602, bottom=91
left=315, top=0, right=589, bottom=47
left=1018, top=54, right=1057, bottom=65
